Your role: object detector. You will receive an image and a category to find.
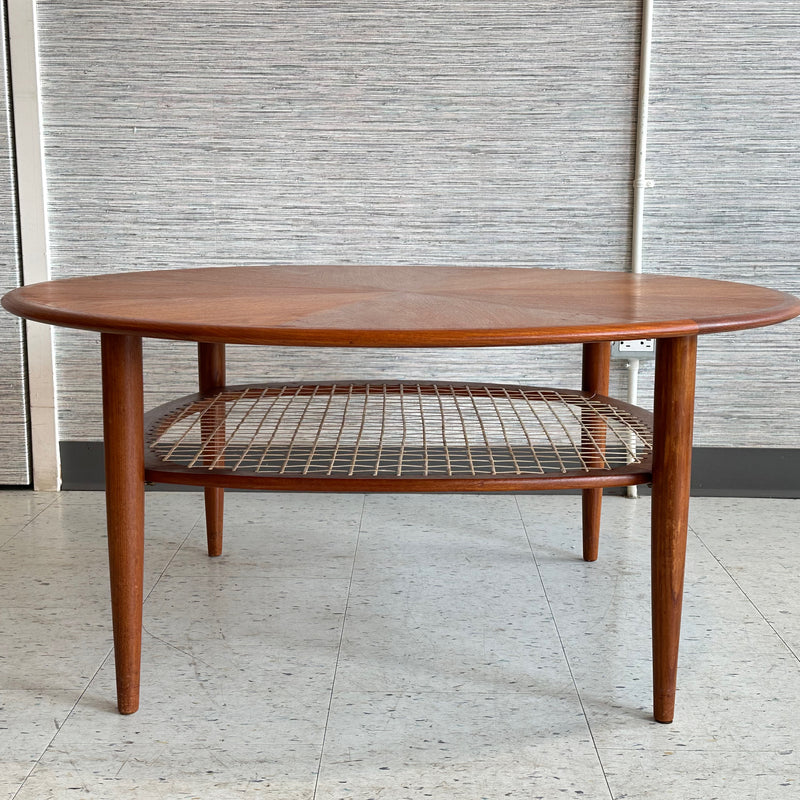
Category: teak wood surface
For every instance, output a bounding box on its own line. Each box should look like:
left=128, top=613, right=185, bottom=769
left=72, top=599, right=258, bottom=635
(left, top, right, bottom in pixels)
left=3, top=265, right=799, bottom=345
left=3, top=265, right=799, bottom=724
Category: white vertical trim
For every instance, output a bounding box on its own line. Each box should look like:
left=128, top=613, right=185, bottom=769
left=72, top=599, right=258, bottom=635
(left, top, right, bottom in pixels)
left=25, top=321, right=59, bottom=490
left=7, top=0, right=59, bottom=490
left=627, top=0, right=654, bottom=500
left=631, top=0, right=654, bottom=275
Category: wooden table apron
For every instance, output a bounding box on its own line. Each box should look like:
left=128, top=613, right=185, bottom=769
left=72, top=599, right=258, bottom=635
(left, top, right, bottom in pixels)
left=4, top=266, right=799, bottom=724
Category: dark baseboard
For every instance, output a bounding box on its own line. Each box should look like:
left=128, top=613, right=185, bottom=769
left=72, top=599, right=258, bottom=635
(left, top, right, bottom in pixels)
left=60, top=441, right=107, bottom=491
left=687, top=447, right=800, bottom=498
left=58, top=441, right=800, bottom=498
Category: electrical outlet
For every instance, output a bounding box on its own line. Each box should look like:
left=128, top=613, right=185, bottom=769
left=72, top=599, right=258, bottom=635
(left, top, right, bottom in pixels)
left=611, top=339, right=656, bottom=360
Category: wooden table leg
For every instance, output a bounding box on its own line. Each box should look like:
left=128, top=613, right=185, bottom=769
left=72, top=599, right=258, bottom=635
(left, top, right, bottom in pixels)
left=581, top=341, right=611, bottom=562
left=198, top=342, right=226, bottom=557
left=651, top=335, right=697, bottom=723
left=101, top=334, right=145, bottom=715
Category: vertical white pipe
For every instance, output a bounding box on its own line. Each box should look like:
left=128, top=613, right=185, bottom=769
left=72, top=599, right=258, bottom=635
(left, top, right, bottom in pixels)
left=632, top=0, right=654, bottom=276
left=8, top=0, right=60, bottom=490
left=627, top=0, right=654, bottom=499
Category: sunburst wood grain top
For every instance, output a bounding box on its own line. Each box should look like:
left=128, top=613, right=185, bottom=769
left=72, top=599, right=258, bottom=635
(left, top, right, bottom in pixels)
left=3, top=266, right=799, bottom=346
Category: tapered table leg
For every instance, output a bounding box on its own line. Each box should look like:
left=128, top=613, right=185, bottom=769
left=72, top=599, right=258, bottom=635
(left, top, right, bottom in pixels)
left=101, top=334, right=145, bottom=715
left=581, top=341, right=611, bottom=562
left=199, top=342, right=226, bottom=557
left=651, top=335, right=697, bottom=723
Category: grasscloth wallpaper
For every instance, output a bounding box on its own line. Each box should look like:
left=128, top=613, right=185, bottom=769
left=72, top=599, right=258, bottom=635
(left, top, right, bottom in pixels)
left=644, top=2, right=800, bottom=444
left=32, top=1, right=799, bottom=454
left=0, top=1, right=28, bottom=484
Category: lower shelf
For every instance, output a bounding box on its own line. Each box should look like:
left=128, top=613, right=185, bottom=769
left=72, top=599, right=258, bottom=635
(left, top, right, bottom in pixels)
left=143, top=382, right=654, bottom=491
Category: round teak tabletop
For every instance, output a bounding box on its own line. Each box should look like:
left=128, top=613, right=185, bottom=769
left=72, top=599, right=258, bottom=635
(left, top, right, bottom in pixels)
left=3, top=265, right=799, bottom=346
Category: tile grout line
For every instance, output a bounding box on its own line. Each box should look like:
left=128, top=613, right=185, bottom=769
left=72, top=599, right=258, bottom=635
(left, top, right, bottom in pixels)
left=312, top=493, right=366, bottom=800
left=8, top=495, right=114, bottom=800
left=11, top=660, right=108, bottom=800
left=138, top=508, right=207, bottom=659
left=690, top=523, right=800, bottom=664
left=142, top=509, right=205, bottom=606
left=0, top=491, right=61, bottom=551
left=514, top=496, right=616, bottom=800
left=9, top=501, right=204, bottom=800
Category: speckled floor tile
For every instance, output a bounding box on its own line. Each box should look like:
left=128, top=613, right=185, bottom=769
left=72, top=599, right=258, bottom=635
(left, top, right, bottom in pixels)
left=316, top=760, right=610, bottom=800
left=688, top=497, right=798, bottom=552
left=3, top=490, right=800, bottom=800
left=336, top=563, right=567, bottom=694
left=0, top=690, right=78, bottom=764
left=0, top=492, right=200, bottom=608
left=143, top=574, right=350, bottom=647
left=23, top=490, right=202, bottom=549
left=168, top=492, right=363, bottom=579
left=572, top=649, right=800, bottom=751
left=517, top=492, right=650, bottom=568
left=187, top=490, right=361, bottom=522
left=535, top=534, right=788, bottom=662
left=355, top=493, right=530, bottom=569
left=0, top=762, right=35, bottom=800
left=600, top=748, right=800, bottom=799
left=13, top=639, right=332, bottom=799
left=524, top=496, right=800, bottom=752
left=0, top=608, right=111, bottom=690
left=688, top=497, right=800, bottom=656
left=13, top=773, right=315, bottom=800
left=0, top=490, right=57, bottom=548
left=316, top=691, right=611, bottom=799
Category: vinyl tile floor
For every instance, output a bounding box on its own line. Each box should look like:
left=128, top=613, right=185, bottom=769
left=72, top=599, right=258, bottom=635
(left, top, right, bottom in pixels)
left=1, top=490, right=799, bottom=799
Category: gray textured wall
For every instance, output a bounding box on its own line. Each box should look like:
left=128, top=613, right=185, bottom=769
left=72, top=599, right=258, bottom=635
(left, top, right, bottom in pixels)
left=643, top=1, right=800, bottom=445
left=35, top=1, right=799, bottom=450
left=0, top=1, right=29, bottom=484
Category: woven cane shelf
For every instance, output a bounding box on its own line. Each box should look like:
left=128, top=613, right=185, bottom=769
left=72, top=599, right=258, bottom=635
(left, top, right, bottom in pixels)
left=143, top=382, right=654, bottom=491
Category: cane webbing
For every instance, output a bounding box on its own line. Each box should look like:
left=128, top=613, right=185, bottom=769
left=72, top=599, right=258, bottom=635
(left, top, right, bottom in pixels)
left=147, top=383, right=652, bottom=478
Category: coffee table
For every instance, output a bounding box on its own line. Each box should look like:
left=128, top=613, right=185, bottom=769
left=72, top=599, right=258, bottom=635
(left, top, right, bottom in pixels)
left=4, top=265, right=799, bottom=722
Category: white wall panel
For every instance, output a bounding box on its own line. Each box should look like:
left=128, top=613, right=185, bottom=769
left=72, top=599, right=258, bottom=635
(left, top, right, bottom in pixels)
left=0, top=0, right=29, bottom=484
